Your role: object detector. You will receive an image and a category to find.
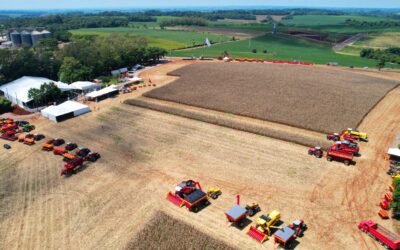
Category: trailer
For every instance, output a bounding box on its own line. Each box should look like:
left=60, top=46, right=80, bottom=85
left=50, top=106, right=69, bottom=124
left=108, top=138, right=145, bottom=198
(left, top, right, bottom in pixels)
left=274, top=226, right=296, bottom=248
left=225, top=204, right=248, bottom=228
left=326, top=144, right=354, bottom=165
left=358, top=220, right=400, bottom=250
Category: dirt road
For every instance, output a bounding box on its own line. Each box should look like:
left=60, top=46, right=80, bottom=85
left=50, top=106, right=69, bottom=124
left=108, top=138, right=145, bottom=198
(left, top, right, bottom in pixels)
left=0, top=60, right=399, bottom=250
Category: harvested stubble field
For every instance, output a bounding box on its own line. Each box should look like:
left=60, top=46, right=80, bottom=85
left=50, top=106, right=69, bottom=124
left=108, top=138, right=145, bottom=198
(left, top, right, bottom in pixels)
left=144, top=62, right=398, bottom=133
left=125, top=212, right=235, bottom=250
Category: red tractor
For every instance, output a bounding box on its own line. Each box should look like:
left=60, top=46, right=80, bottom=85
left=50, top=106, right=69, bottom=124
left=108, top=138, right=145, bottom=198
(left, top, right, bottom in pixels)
left=76, top=147, right=91, bottom=157
left=308, top=146, right=323, bottom=158
left=166, top=180, right=210, bottom=212
left=1, top=130, right=18, bottom=141
left=288, top=219, right=307, bottom=237
left=61, top=157, right=84, bottom=176
left=53, top=147, right=66, bottom=155
left=65, top=142, right=78, bottom=151
left=85, top=152, right=101, bottom=162
left=327, top=133, right=340, bottom=141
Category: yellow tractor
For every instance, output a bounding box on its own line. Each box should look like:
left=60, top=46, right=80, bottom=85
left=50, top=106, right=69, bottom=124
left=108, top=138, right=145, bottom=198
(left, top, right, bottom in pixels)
left=247, top=210, right=281, bottom=243
left=342, top=128, right=368, bottom=141
left=207, top=188, right=222, bottom=199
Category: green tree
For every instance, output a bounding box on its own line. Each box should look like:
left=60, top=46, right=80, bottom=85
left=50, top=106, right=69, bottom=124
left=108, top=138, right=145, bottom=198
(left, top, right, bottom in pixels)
left=59, top=57, right=92, bottom=83
left=0, top=97, right=12, bottom=114
left=377, top=58, right=386, bottom=71
left=28, top=82, right=62, bottom=106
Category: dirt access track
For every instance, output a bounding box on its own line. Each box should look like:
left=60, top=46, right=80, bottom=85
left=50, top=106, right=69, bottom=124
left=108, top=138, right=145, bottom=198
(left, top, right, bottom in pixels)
left=0, top=60, right=400, bottom=250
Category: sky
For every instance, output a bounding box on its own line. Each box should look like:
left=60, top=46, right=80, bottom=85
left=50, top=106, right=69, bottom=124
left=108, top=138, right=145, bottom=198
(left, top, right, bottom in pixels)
left=1, top=0, right=400, bottom=10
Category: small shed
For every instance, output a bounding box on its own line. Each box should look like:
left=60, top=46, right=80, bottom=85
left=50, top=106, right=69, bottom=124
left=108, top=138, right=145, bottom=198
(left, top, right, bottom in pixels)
left=41, top=100, right=90, bottom=122
left=70, top=81, right=101, bottom=94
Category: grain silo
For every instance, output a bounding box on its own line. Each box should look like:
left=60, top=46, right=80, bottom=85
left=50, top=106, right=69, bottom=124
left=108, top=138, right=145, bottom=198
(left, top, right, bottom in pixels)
left=31, top=30, right=43, bottom=45
left=41, top=30, right=51, bottom=39
left=21, top=30, right=33, bottom=47
left=10, top=30, right=21, bottom=47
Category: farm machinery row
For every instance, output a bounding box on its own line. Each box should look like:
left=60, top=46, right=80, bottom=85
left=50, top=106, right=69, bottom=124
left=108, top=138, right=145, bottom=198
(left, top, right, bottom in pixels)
left=0, top=118, right=36, bottom=143
left=308, top=128, right=368, bottom=165
left=42, top=138, right=100, bottom=176
left=166, top=179, right=306, bottom=248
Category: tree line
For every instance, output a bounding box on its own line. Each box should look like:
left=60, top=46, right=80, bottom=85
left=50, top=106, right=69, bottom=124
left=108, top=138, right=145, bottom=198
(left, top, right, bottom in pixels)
left=345, top=19, right=400, bottom=28
left=0, top=34, right=167, bottom=85
left=360, top=47, right=400, bottom=65
left=160, top=17, right=208, bottom=28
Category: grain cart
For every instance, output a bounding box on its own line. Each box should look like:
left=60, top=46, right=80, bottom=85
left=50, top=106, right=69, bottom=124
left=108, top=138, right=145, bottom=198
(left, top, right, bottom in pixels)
left=359, top=220, right=400, bottom=249
left=247, top=210, right=281, bottom=243
left=273, top=226, right=296, bottom=248
left=61, top=157, right=84, bottom=176
left=1, top=130, right=18, bottom=141
left=225, top=195, right=249, bottom=228
left=23, top=134, right=35, bottom=145
left=326, top=144, right=354, bottom=165
left=165, top=180, right=210, bottom=212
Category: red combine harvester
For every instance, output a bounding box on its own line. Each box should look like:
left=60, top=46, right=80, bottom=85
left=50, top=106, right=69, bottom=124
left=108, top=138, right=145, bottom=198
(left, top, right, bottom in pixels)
left=61, top=157, right=84, bottom=176
left=327, top=132, right=357, bottom=142
left=335, top=140, right=360, bottom=156
left=1, top=130, right=18, bottom=141
left=326, top=144, right=354, bottom=165
left=166, top=180, right=210, bottom=212
left=359, top=220, right=400, bottom=250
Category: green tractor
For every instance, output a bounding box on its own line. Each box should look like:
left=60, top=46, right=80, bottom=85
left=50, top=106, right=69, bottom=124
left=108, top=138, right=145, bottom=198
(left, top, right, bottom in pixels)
left=22, top=124, right=35, bottom=132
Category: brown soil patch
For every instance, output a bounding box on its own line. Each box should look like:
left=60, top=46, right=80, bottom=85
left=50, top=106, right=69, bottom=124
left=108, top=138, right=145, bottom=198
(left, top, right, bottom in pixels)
left=125, top=212, right=236, bottom=250
left=144, top=62, right=398, bottom=133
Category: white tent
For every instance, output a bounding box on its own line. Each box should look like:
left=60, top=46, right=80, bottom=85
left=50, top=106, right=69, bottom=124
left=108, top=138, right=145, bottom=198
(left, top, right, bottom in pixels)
left=86, top=85, right=119, bottom=102
left=70, top=81, right=101, bottom=93
left=388, top=148, right=400, bottom=158
left=41, top=100, right=90, bottom=122
left=0, top=76, right=76, bottom=111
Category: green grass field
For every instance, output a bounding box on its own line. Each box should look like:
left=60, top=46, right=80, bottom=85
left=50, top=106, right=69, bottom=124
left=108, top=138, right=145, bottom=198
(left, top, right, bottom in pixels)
left=282, top=15, right=391, bottom=27
left=70, top=27, right=229, bottom=50
left=171, top=34, right=390, bottom=68
left=339, top=32, right=400, bottom=56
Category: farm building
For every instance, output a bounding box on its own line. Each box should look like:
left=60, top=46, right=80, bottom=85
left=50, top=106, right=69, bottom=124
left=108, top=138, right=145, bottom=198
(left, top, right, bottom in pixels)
left=0, top=76, right=76, bottom=112
left=41, top=100, right=90, bottom=122
left=70, top=81, right=102, bottom=94
left=86, top=85, right=119, bottom=102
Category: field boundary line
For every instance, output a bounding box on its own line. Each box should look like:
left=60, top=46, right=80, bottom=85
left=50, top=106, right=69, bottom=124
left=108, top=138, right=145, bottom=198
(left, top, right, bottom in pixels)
left=124, top=97, right=331, bottom=149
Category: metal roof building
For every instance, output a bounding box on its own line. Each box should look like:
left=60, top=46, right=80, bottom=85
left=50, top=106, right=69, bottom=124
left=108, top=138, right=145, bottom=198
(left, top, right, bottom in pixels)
left=41, top=100, right=90, bottom=122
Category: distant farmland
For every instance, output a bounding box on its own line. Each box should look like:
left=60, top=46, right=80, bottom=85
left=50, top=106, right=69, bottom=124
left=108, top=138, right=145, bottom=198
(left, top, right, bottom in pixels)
left=171, top=34, right=385, bottom=68
left=144, top=62, right=398, bottom=133
left=70, top=27, right=230, bottom=50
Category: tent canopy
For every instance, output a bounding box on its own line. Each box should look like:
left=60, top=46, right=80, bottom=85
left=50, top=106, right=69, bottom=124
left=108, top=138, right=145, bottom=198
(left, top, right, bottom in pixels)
left=0, top=76, right=75, bottom=104
left=86, top=85, right=118, bottom=99
left=41, top=100, right=90, bottom=122
left=388, top=148, right=400, bottom=158
left=70, top=81, right=100, bottom=91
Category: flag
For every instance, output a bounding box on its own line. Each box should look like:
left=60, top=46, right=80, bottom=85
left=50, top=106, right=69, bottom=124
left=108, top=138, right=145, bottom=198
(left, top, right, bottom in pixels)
left=205, top=38, right=211, bottom=48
